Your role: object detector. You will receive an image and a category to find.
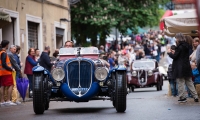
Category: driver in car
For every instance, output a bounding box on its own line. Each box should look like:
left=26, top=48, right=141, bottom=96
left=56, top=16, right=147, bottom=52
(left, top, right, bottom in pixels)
left=64, top=41, right=73, bottom=48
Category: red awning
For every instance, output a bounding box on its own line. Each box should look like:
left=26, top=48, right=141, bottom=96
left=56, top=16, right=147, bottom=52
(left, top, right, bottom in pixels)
left=160, top=10, right=173, bottom=30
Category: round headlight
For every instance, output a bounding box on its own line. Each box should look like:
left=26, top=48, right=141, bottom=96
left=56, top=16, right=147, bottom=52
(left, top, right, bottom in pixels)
left=132, top=71, right=137, bottom=76
left=148, top=70, right=153, bottom=76
left=51, top=68, right=65, bottom=81
left=95, top=67, right=108, bottom=81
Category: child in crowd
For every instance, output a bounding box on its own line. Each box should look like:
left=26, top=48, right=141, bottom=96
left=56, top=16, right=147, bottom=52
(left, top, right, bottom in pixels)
left=168, top=64, right=178, bottom=97
left=167, top=45, right=178, bottom=97
left=191, top=62, right=200, bottom=98
left=191, top=62, right=200, bottom=85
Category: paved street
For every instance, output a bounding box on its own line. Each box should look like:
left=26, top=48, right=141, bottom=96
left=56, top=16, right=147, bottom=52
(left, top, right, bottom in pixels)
left=0, top=81, right=200, bottom=120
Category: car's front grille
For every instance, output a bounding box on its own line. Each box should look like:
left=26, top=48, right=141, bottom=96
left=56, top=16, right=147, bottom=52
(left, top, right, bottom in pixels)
left=67, top=60, right=92, bottom=96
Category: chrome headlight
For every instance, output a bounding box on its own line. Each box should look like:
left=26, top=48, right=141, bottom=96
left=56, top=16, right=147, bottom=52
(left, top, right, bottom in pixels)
left=51, top=68, right=65, bottom=81
left=132, top=71, right=137, bottom=76
left=148, top=70, right=153, bottom=76
left=95, top=67, right=108, bottom=81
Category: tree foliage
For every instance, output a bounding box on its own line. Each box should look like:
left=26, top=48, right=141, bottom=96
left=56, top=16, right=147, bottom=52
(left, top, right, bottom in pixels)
left=71, top=0, right=170, bottom=46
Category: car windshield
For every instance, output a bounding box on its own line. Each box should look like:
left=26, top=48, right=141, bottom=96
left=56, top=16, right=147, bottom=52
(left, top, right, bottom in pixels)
left=133, top=61, right=155, bottom=69
left=59, top=47, right=99, bottom=55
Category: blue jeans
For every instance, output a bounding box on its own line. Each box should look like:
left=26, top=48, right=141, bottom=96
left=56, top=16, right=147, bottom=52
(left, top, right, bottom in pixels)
left=156, top=52, right=161, bottom=63
left=27, top=75, right=33, bottom=92
left=169, top=80, right=178, bottom=96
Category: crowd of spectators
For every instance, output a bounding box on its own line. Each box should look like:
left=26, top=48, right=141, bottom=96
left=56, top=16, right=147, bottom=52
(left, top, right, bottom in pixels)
left=100, top=30, right=174, bottom=68
left=100, top=30, right=200, bottom=103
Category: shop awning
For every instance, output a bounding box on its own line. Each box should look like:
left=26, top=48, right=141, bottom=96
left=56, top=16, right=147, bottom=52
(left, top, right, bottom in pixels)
left=0, top=9, right=12, bottom=28
left=163, top=10, right=199, bottom=36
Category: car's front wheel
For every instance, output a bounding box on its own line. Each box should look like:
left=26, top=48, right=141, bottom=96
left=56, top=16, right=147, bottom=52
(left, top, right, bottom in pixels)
left=44, top=76, right=50, bottom=110
left=45, top=100, right=49, bottom=110
left=115, top=71, right=127, bottom=112
left=112, top=100, right=115, bottom=107
left=156, top=81, right=162, bottom=91
left=156, top=83, right=160, bottom=91
left=111, top=73, right=116, bottom=107
left=131, top=85, right=135, bottom=92
left=33, top=73, right=45, bottom=114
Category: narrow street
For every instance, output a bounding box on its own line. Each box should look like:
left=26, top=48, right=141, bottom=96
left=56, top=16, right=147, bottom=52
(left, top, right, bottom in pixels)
left=0, top=81, right=200, bottom=120
left=0, top=0, right=200, bottom=120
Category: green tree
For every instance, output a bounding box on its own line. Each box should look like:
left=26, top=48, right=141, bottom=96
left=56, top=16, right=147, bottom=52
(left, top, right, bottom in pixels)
left=71, top=0, right=170, bottom=47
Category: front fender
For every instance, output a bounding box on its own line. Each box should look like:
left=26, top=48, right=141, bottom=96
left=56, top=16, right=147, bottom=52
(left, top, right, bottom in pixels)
left=32, top=66, right=55, bottom=84
left=108, top=65, right=126, bottom=78
left=32, top=66, right=45, bottom=73
left=114, top=65, right=127, bottom=71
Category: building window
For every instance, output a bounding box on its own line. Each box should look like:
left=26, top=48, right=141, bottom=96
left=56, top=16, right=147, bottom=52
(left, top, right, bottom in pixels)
left=56, top=28, right=64, bottom=49
left=28, top=21, right=38, bottom=49
left=1, top=18, right=16, bottom=45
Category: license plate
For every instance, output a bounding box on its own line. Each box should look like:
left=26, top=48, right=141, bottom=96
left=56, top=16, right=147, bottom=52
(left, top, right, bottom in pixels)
left=57, top=82, right=61, bottom=86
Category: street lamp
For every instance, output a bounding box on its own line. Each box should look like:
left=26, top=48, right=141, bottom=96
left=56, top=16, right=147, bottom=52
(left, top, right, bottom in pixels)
left=60, top=18, right=70, bottom=23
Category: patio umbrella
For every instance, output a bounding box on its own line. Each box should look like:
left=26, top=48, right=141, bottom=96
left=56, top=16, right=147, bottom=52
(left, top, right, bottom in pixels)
left=16, top=78, right=29, bottom=101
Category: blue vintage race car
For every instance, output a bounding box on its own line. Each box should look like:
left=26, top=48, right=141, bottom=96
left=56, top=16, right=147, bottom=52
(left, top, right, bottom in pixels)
left=32, top=47, right=127, bottom=114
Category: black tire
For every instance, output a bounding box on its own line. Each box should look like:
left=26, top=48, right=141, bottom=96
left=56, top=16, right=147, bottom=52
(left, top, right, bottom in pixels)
left=111, top=73, right=116, bottom=107
left=160, top=84, right=163, bottom=91
left=160, top=76, right=163, bottom=91
left=131, top=86, right=135, bottom=92
left=45, top=101, right=49, bottom=110
left=44, top=77, right=50, bottom=110
left=156, top=82, right=160, bottom=91
left=33, top=73, right=45, bottom=114
left=112, top=100, right=115, bottom=107
left=115, top=71, right=127, bottom=112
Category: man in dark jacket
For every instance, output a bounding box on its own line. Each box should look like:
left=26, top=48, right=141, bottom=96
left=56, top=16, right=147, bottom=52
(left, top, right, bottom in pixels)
left=167, top=33, right=198, bottom=103
left=39, top=46, right=53, bottom=72
left=7, top=45, right=21, bottom=75
left=7, top=45, right=21, bottom=104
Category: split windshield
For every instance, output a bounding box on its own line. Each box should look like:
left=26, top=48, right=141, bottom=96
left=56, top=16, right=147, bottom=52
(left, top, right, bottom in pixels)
left=133, top=61, right=155, bottom=70
left=59, top=47, right=99, bottom=55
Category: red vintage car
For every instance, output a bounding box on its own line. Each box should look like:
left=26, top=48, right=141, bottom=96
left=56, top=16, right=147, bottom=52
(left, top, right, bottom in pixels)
left=127, top=59, right=163, bottom=92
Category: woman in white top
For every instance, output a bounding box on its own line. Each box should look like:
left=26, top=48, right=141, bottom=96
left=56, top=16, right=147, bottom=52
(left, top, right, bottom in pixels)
left=190, top=37, right=200, bottom=63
